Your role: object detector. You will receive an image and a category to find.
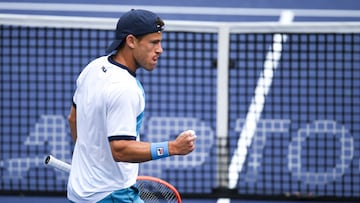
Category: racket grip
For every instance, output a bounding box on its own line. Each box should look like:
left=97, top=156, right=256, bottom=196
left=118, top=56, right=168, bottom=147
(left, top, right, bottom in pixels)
left=45, top=155, right=71, bottom=173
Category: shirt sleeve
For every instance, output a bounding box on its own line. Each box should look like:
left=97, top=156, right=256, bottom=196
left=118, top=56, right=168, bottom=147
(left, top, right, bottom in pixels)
left=105, top=83, right=141, bottom=140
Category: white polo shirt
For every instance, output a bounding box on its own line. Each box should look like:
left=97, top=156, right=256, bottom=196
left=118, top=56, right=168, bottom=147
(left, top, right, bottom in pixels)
left=67, top=56, right=145, bottom=202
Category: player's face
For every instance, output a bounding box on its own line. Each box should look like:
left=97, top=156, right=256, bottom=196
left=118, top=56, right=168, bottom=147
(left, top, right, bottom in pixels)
left=133, top=32, right=163, bottom=71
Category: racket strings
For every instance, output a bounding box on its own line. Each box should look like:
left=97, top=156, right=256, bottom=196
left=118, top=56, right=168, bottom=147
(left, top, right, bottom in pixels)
left=137, top=180, right=178, bottom=203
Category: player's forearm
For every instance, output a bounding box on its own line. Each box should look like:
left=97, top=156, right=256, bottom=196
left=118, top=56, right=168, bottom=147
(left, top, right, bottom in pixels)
left=110, top=130, right=196, bottom=163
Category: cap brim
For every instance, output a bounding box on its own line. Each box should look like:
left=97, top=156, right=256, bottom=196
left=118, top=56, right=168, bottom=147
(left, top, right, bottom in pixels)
left=105, top=39, right=123, bottom=54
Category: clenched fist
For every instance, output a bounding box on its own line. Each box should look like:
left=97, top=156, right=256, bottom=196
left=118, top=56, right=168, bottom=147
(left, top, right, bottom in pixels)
left=169, top=130, right=197, bottom=156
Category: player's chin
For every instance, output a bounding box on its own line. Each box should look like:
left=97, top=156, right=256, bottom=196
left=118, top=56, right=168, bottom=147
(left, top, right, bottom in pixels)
left=143, top=63, right=157, bottom=71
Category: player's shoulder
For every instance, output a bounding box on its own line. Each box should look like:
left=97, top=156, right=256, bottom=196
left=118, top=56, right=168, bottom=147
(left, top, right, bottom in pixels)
left=76, top=56, right=108, bottom=80
left=88, top=55, right=110, bottom=67
left=81, top=55, right=136, bottom=86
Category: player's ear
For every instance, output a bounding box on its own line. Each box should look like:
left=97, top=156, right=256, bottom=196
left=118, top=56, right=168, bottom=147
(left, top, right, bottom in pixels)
left=126, top=34, right=137, bottom=49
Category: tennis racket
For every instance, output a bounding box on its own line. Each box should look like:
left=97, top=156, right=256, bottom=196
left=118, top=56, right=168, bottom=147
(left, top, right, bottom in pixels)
left=44, top=155, right=182, bottom=203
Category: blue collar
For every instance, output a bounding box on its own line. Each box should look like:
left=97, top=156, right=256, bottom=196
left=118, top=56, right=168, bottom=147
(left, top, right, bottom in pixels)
left=108, top=55, right=136, bottom=77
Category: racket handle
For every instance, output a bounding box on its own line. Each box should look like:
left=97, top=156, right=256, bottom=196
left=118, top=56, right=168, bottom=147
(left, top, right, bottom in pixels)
left=45, top=155, right=71, bottom=173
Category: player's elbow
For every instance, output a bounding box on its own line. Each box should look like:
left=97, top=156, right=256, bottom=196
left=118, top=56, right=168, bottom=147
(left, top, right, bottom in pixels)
left=110, top=143, right=132, bottom=162
left=111, top=151, right=125, bottom=162
left=67, top=106, right=76, bottom=125
left=111, top=148, right=134, bottom=162
left=67, top=114, right=75, bottom=125
left=110, top=140, right=147, bottom=163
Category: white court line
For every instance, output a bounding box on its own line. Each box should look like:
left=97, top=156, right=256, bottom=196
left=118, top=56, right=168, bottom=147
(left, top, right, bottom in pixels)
left=217, top=10, right=294, bottom=203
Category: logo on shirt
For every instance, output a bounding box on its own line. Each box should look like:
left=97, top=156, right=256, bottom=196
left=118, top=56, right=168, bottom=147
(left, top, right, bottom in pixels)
left=156, top=147, right=164, bottom=156
left=102, top=66, right=107, bottom=72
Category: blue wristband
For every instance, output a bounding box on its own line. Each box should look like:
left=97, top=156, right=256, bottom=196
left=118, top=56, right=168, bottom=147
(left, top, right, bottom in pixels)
left=150, top=142, right=170, bottom=160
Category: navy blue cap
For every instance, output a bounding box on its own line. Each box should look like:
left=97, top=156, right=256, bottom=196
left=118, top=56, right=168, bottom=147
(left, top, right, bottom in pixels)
left=106, top=9, right=165, bottom=54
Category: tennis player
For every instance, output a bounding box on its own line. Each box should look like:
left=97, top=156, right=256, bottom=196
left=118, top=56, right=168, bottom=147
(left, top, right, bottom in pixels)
left=67, top=9, right=196, bottom=203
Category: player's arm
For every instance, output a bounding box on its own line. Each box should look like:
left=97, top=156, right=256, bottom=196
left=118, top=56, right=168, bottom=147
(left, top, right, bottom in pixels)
left=109, top=130, right=196, bottom=163
left=67, top=104, right=77, bottom=143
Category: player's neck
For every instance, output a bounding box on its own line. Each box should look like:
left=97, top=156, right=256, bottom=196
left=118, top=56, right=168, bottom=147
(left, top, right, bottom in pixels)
left=112, top=50, right=137, bottom=74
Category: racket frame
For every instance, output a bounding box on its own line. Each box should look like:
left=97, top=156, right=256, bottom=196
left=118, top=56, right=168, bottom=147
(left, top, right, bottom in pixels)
left=137, top=175, right=182, bottom=203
